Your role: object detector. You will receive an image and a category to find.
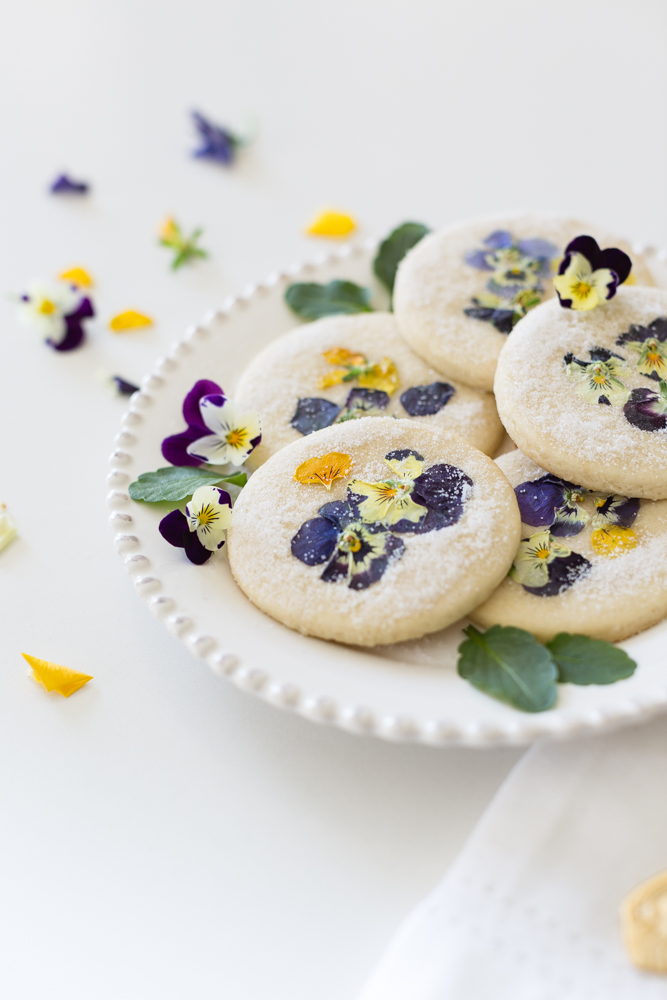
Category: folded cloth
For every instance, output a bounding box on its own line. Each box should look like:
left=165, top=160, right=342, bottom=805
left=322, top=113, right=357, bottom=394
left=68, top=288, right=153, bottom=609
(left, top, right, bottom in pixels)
left=359, top=717, right=667, bottom=1000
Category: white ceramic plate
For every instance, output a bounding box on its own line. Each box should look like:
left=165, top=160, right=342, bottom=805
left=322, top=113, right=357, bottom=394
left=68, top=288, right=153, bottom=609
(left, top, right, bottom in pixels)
left=107, top=240, right=667, bottom=747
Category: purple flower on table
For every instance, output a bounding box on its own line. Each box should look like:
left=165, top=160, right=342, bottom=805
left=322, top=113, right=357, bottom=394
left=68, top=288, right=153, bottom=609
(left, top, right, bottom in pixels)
left=514, top=474, right=588, bottom=537
left=50, top=174, right=89, bottom=194
left=623, top=381, right=667, bottom=432
left=191, top=111, right=242, bottom=165
left=159, top=486, right=232, bottom=565
left=161, top=380, right=262, bottom=467
left=553, top=235, right=631, bottom=311
left=290, top=499, right=405, bottom=590
left=16, top=279, right=94, bottom=351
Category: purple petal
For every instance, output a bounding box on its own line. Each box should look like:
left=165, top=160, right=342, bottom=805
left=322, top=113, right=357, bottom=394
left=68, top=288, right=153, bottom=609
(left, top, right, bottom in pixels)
left=161, top=427, right=207, bottom=467
left=400, top=381, right=455, bottom=417
left=514, top=475, right=568, bottom=527
left=191, top=111, right=236, bottom=165
left=517, top=238, right=557, bottom=259
left=50, top=174, right=89, bottom=194
left=522, top=551, right=591, bottom=597
left=413, top=463, right=473, bottom=512
left=291, top=517, right=339, bottom=565
left=113, top=375, right=140, bottom=395
left=464, top=249, right=494, bottom=270
left=599, top=248, right=631, bottom=286
left=483, top=230, right=513, bottom=249
left=182, top=380, right=224, bottom=432
left=563, top=235, right=602, bottom=267
left=159, top=509, right=189, bottom=547
left=624, top=388, right=667, bottom=432
left=183, top=530, right=213, bottom=564
left=47, top=296, right=95, bottom=351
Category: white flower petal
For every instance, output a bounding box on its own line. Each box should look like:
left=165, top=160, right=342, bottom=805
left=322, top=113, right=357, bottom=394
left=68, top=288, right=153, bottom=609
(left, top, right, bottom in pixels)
left=185, top=486, right=233, bottom=551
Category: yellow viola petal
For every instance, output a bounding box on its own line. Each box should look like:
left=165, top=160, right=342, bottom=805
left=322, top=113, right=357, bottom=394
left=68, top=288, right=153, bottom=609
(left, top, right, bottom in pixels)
left=306, top=210, right=356, bottom=237
left=109, top=310, right=154, bottom=332
left=22, top=653, right=93, bottom=698
left=624, top=271, right=636, bottom=286
left=318, top=369, right=347, bottom=389
left=322, top=347, right=366, bottom=366
left=358, top=357, right=399, bottom=394
left=591, top=525, right=637, bottom=558
left=294, top=452, right=354, bottom=490
left=59, top=267, right=93, bottom=288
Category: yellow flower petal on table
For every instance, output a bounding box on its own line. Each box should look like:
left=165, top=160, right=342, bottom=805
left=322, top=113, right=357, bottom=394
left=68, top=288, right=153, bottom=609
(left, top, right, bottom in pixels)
left=306, top=210, right=356, bottom=237
left=109, top=310, right=154, bottom=332
left=322, top=347, right=366, bottom=366
left=22, top=653, right=93, bottom=697
left=0, top=504, right=17, bottom=553
left=159, top=216, right=179, bottom=242
left=59, top=267, right=93, bottom=288
left=591, top=525, right=637, bottom=558
left=358, top=357, right=399, bottom=394
left=294, top=452, right=354, bottom=490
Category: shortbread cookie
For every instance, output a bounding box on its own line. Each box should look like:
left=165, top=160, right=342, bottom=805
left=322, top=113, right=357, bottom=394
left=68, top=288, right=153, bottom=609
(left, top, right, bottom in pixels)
left=393, top=214, right=654, bottom=392
left=494, top=286, right=667, bottom=499
left=234, top=313, right=503, bottom=467
left=471, top=449, right=667, bottom=643
left=227, top=418, right=520, bottom=646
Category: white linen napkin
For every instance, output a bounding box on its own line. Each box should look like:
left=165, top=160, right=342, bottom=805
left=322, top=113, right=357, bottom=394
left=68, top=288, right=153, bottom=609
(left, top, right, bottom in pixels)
left=359, top=716, right=667, bottom=1000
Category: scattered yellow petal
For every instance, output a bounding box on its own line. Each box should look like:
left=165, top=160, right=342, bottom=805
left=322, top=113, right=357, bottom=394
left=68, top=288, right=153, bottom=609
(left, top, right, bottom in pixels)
left=323, top=347, right=366, bottom=366
left=59, top=267, right=93, bottom=288
left=306, top=210, right=356, bottom=237
left=319, top=369, right=348, bottom=390
left=358, top=357, right=399, bottom=395
left=22, top=653, right=93, bottom=698
left=591, top=525, right=638, bottom=558
left=294, top=452, right=354, bottom=490
left=621, top=869, right=667, bottom=972
left=109, top=310, right=154, bottom=332
left=159, top=216, right=178, bottom=241
left=0, top=504, right=17, bottom=553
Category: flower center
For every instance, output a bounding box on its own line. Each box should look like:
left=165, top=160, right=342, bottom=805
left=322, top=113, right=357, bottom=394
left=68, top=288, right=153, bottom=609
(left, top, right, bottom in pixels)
left=572, top=281, right=592, bottom=299
left=226, top=427, right=247, bottom=448
left=39, top=299, right=56, bottom=315
left=339, top=530, right=361, bottom=553
left=196, top=504, right=217, bottom=527
left=536, top=546, right=550, bottom=560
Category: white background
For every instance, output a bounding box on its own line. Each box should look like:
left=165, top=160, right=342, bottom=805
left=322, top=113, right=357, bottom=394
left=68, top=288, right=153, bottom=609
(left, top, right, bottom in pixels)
left=0, top=2, right=666, bottom=997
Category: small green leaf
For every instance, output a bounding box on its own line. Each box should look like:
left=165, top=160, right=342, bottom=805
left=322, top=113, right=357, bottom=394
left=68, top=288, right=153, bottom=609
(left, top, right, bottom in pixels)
left=373, top=222, right=430, bottom=296
left=129, top=466, right=247, bottom=502
left=284, top=280, right=372, bottom=320
left=457, top=625, right=558, bottom=713
left=546, top=633, right=637, bottom=685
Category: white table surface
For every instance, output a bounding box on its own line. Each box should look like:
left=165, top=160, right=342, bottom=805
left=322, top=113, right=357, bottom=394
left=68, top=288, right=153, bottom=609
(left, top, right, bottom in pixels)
left=1, top=2, right=666, bottom=997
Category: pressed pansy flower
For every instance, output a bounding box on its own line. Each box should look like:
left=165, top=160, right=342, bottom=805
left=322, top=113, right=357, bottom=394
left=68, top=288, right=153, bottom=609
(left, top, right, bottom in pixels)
left=318, top=347, right=399, bottom=395
left=623, top=381, right=667, bottom=432
left=162, top=380, right=261, bottom=467
left=50, top=174, right=89, bottom=194
left=510, top=530, right=591, bottom=596
left=191, top=110, right=242, bottom=165
left=400, top=381, right=455, bottom=417
left=553, top=235, right=631, bottom=311
left=159, top=486, right=232, bottom=564
left=514, top=474, right=588, bottom=536
left=464, top=231, right=557, bottom=333
left=590, top=494, right=640, bottom=530
left=290, top=499, right=405, bottom=590
left=16, top=279, right=94, bottom=351
left=336, top=387, right=390, bottom=421
left=159, top=217, right=208, bottom=270
left=294, top=452, right=353, bottom=490
left=290, top=397, right=342, bottom=436
left=616, top=318, right=667, bottom=381
left=564, top=348, right=630, bottom=406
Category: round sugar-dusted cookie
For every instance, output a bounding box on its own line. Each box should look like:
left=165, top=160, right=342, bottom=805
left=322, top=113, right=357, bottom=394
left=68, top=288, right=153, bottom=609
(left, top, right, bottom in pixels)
left=494, top=286, right=667, bottom=500
left=234, top=313, right=503, bottom=467
left=227, top=418, right=521, bottom=646
left=471, top=449, right=667, bottom=643
left=393, top=214, right=654, bottom=392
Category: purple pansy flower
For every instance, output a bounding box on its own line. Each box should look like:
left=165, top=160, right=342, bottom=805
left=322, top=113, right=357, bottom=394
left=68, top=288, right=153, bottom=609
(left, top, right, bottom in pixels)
left=191, top=111, right=240, bottom=165
left=161, top=380, right=262, bottom=467
left=590, top=494, right=640, bottom=529
left=514, top=474, right=588, bottom=537
left=623, top=382, right=667, bottom=432
left=554, top=235, right=631, bottom=311
left=16, top=279, right=94, bottom=351
left=159, top=485, right=233, bottom=565
left=50, top=174, right=89, bottom=194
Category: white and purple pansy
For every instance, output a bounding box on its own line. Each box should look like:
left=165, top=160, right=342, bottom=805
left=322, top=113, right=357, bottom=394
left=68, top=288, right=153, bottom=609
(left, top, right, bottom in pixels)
left=564, top=347, right=631, bottom=406
left=291, top=499, right=405, bottom=590
left=162, top=380, right=262, bottom=467
left=510, top=530, right=591, bottom=597
left=616, top=317, right=667, bottom=382
left=159, top=486, right=232, bottom=565
left=464, top=230, right=558, bottom=333
left=590, top=494, right=640, bottom=530
left=553, top=235, right=631, bottom=311
left=514, top=474, right=588, bottom=537
left=623, top=380, right=667, bottom=432
left=16, top=279, right=94, bottom=351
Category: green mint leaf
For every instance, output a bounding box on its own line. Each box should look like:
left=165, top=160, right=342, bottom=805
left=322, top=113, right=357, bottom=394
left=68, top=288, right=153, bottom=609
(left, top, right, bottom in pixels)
left=129, top=466, right=247, bottom=502
left=284, top=280, right=372, bottom=320
left=546, top=633, right=637, bottom=685
left=457, top=625, right=558, bottom=713
left=373, top=222, right=430, bottom=296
